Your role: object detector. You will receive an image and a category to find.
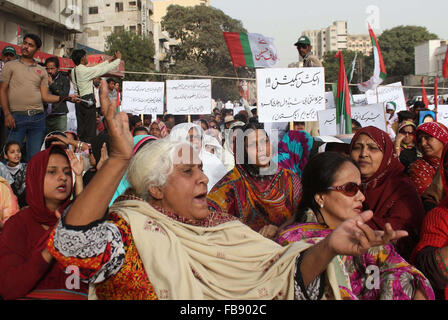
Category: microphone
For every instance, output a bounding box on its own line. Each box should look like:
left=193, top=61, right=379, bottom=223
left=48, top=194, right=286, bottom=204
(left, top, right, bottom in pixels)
left=78, top=98, right=95, bottom=106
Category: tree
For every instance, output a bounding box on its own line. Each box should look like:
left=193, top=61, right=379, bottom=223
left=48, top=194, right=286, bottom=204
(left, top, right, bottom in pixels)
left=105, top=31, right=156, bottom=82
left=322, top=50, right=373, bottom=94
left=161, top=5, right=253, bottom=101
left=378, top=26, right=438, bottom=79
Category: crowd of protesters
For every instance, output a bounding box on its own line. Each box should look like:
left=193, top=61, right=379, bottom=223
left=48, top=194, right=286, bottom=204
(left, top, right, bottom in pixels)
left=0, top=33, right=448, bottom=301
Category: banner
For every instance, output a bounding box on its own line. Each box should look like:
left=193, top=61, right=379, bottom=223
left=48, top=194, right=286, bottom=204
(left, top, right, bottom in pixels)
left=121, top=81, right=165, bottom=115
left=166, top=79, right=212, bottom=115
left=318, top=103, right=386, bottom=136
left=256, top=67, right=325, bottom=123
left=436, top=105, right=448, bottom=127
left=365, top=81, right=407, bottom=112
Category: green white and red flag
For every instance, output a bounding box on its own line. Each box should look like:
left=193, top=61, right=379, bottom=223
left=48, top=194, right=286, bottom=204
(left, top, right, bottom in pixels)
left=335, top=51, right=352, bottom=135
left=223, top=32, right=278, bottom=68
left=358, top=25, right=387, bottom=92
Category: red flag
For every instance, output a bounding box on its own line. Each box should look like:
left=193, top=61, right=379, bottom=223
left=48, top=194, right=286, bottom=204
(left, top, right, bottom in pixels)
left=335, top=51, right=352, bottom=134
left=421, top=77, right=429, bottom=108
left=16, top=25, right=21, bottom=37
left=443, top=46, right=448, bottom=79
left=435, top=77, right=439, bottom=121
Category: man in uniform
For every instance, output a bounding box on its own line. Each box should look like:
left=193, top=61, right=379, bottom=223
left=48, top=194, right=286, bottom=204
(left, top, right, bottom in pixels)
left=294, top=35, right=322, bottom=137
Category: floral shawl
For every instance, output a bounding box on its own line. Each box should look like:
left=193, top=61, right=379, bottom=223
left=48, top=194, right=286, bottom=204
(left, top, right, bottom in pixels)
left=278, top=210, right=435, bottom=300
left=207, top=165, right=302, bottom=232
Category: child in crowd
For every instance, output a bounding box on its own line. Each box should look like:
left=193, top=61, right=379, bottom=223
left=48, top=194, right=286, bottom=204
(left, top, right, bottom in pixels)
left=3, top=141, right=27, bottom=208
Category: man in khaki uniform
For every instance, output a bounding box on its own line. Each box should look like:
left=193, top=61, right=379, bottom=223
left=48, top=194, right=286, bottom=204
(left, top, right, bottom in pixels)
left=294, top=35, right=322, bottom=137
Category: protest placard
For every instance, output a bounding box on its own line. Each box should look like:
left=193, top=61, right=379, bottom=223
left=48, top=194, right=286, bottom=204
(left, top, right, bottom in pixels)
left=435, top=105, right=448, bottom=127
left=257, top=67, right=325, bottom=123
left=365, top=82, right=407, bottom=112
left=121, top=81, right=165, bottom=115
left=166, top=79, right=212, bottom=115
left=318, top=103, right=386, bottom=136
left=352, top=94, right=368, bottom=106
left=325, top=91, right=336, bottom=109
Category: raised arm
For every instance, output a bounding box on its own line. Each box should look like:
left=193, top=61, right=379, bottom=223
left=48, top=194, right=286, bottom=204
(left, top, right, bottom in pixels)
left=64, top=79, right=133, bottom=226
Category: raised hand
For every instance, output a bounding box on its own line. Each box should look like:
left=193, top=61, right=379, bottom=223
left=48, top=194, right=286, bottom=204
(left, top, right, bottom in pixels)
left=327, top=211, right=408, bottom=257
left=99, top=79, right=132, bottom=161
left=66, top=149, right=84, bottom=177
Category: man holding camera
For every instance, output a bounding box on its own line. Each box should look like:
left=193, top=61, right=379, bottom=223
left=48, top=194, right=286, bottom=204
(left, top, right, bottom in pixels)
left=70, top=49, right=122, bottom=143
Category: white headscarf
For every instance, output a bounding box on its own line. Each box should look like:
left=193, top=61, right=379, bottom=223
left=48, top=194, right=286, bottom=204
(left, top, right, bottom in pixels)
left=169, top=123, right=228, bottom=192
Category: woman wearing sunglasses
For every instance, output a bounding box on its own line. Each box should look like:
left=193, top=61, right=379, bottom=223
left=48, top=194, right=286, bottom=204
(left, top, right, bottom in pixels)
left=394, top=120, right=418, bottom=172
left=278, top=152, right=434, bottom=300
left=350, top=126, right=425, bottom=261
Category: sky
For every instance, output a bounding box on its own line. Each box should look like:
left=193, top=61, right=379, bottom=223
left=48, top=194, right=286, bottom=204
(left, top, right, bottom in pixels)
left=211, top=0, right=448, bottom=67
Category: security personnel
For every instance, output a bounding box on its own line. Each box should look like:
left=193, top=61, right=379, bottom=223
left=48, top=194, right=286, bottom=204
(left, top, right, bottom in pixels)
left=294, top=35, right=322, bottom=137
left=294, top=35, right=322, bottom=68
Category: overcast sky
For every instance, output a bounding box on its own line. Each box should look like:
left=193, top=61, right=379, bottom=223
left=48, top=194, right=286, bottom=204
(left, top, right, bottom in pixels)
left=211, top=0, right=448, bottom=67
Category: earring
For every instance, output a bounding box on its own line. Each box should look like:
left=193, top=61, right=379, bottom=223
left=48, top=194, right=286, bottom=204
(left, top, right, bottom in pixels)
left=320, top=203, right=324, bottom=209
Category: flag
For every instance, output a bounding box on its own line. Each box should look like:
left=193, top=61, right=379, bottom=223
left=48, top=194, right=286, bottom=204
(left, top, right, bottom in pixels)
left=443, top=46, right=448, bottom=79
left=348, top=52, right=358, bottom=84
left=434, top=77, right=439, bottom=120
left=358, top=25, right=387, bottom=92
left=16, top=25, right=21, bottom=37
left=335, top=51, right=352, bottom=135
left=421, top=77, right=430, bottom=108
left=223, top=32, right=278, bottom=68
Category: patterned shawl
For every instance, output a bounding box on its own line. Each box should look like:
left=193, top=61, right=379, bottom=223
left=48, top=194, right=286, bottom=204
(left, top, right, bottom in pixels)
left=278, top=131, right=313, bottom=178
left=409, top=122, right=448, bottom=195
left=109, top=196, right=314, bottom=300
left=207, top=165, right=302, bottom=232
left=278, top=210, right=435, bottom=300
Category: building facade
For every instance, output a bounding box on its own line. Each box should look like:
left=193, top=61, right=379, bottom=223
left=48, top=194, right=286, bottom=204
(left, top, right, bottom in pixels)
left=415, top=40, right=448, bottom=77
left=302, top=21, right=348, bottom=59
left=81, top=0, right=209, bottom=70
left=0, top=0, right=82, bottom=57
left=347, top=34, right=372, bottom=56
left=301, top=21, right=373, bottom=61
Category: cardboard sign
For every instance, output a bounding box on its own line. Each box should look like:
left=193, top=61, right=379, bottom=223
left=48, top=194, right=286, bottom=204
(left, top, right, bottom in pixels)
left=352, top=94, right=368, bottom=106
left=121, top=81, right=165, bottom=115
left=166, top=79, right=212, bottom=115
left=257, top=67, right=326, bottom=123
left=435, top=105, right=448, bottom=127
left=325, top=91, right=336, bottom=109
left=365, top=82, right=407, bottom=112
left=318, top=103, right=387, bottom=136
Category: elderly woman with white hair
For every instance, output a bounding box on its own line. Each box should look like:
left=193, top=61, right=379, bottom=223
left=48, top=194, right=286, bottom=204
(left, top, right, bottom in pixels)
left=46, top=87, right=409, bottom=300
left=169, top=122, right=228, bottom=192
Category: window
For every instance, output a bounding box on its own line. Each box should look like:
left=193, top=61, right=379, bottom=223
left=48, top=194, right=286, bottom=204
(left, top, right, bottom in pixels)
left=114, top=25, right=125, bottom=33
left=89, top=6, right=98, bottom=14
left=129, top=25, right=136, bottom=32
left=129, top=1, right=136, bottom=6
left=115, top=2, right=123, bottom=12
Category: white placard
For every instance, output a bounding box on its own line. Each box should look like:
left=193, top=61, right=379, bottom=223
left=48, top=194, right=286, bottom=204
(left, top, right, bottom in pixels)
left=318, top=103, right=387, bottom=136
left=166, top=79, right=212, bottom=115
left=352, top=94, right=368, bottom=106
left=436, top=105, right=448, bottom=127
left=257, top=67, right=326, bottom=123
left=325, top=91, right=336, bottom=109
left=365, top=82, right=407, bottom=112
left=121, top=81, right=165, bottom=115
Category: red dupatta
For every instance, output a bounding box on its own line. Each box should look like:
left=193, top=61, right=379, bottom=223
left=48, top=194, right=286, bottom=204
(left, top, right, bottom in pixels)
left=350, top=127, right=425, bottom=259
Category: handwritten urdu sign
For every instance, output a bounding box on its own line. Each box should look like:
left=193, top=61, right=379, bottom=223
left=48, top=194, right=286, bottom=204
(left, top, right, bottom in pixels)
left=435, top=105, right=448, bottom=127
left=318, top=103, right=387, bottom=136
left=166, top=79, right=212, bottom=115
left=365, top=82, right=407, bottom=112
left=257, top=67, right=326, bottom=123
left=121, top=81, right=165, bottom=115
